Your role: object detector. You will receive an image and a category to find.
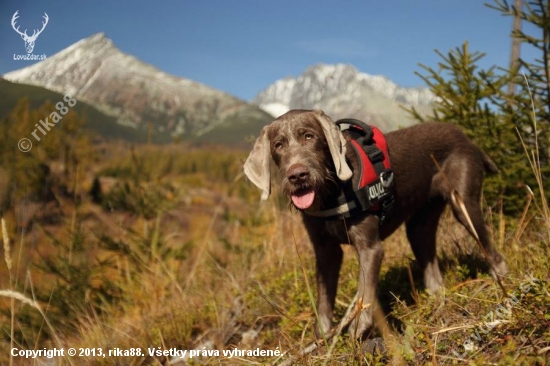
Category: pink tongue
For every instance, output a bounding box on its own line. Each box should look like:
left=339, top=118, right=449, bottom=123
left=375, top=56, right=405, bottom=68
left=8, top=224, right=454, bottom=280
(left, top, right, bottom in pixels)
left=291, top=190, right=315, bottom=209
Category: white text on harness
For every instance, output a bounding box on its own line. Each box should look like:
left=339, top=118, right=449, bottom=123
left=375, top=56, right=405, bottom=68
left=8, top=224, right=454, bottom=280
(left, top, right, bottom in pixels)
left=368, top=182, right=386, bottom=200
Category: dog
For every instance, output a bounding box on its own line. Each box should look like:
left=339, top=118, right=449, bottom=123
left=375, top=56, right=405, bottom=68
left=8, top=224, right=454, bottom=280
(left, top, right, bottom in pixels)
left=243, top=109, right=508, bottom=339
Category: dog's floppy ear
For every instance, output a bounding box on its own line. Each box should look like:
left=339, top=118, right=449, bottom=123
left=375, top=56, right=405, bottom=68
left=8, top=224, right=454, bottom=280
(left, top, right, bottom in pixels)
left=244, top=126, right=271, bottom=200
left=312, top=110, right=353, bottom=181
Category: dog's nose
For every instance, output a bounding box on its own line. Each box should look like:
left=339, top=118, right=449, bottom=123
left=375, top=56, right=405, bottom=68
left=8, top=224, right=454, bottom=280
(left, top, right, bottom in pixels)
left=287, top=164, right=310, bottom=184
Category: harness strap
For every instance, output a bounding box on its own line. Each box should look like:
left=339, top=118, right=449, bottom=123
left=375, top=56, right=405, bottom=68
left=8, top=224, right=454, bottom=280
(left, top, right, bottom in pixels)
left=305, top=171, right=394, bottom=220
left=303, top=118, right=396, bottom=225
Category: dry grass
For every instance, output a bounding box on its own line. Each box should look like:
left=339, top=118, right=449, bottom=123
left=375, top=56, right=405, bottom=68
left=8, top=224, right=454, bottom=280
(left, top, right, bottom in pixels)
left=0, top=137, right=548, bottom=366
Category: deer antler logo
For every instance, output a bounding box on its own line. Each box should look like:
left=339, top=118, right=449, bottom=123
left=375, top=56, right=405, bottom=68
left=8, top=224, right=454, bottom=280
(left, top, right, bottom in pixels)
left=11, top=11, right=49, bottom=54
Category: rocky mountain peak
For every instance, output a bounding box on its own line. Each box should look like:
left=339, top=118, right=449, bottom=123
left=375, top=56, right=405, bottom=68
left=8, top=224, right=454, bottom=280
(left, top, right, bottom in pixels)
left=4, top=33, right=272, bottom=142
left=253, top=63, right=435, bottom=131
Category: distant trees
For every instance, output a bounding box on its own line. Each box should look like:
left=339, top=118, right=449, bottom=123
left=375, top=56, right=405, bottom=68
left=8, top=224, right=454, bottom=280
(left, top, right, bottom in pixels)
left=0, top=98, right=95, bottom=211
left=407, top=0, right=550, bottom=214
left=0, top=99, right=50, bottom=210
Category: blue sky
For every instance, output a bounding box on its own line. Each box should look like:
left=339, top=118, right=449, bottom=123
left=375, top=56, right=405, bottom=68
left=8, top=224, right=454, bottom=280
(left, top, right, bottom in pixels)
left=0, top=0, right=537, bottom=101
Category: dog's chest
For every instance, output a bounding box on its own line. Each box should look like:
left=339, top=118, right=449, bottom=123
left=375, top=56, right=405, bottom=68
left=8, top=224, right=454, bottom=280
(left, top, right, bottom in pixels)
left=324, top=220, right=345, bottom=239
left=308, top=213, right=377, bottom=245
left=322, top=218, right=366, bottom=244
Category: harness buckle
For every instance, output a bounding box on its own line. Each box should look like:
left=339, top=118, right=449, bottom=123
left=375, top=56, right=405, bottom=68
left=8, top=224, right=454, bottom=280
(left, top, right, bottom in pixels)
left=380, top=171, right=394, bottom=188
left=366, top=148, right=384, bottom=163
left=382, top=195, right=395, bottom=210
left=379, top=194, right=396, bottom=225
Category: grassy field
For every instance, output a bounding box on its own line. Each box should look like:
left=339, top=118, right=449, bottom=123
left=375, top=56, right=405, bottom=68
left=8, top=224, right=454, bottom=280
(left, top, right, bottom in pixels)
left=0, top=140, right=549, bottom=365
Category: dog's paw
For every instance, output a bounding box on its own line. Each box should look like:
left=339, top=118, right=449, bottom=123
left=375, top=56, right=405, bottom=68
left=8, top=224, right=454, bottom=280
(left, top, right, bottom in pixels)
left=491, top=257, right=509, bottom=280
left=361, top=337, right=387, bottom=357
left=424, top=262, right=445, bottom=294
left=314, top=319, right=332, bottom=339
left=425, top=279, right=444, bottom=295
left=348, top=310, right=374, bottom=339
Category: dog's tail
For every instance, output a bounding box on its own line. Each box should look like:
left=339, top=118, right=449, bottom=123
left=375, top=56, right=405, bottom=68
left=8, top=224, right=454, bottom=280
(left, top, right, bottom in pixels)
left=481, top=151, right=499, bottom=175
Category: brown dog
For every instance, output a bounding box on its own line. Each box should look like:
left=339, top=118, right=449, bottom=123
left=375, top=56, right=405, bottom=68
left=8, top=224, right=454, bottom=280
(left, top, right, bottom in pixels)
left=244, top=109, right=507, bottom=339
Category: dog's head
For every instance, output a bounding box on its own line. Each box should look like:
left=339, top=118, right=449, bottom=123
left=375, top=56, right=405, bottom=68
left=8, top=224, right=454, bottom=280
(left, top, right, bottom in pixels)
left=243, top=109, right=352, bottom=210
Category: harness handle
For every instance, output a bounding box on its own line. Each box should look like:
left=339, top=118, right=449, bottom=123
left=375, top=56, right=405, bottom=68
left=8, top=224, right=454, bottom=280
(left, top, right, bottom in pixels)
left=335, top=118, right=374, bottom=142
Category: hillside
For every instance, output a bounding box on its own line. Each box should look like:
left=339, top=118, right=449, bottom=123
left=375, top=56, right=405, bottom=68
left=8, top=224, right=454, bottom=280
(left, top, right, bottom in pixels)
left=3, top=33, right=273, bottom=145
left=0, top=78, right=171, bottom=143
left=0, top=140, right=548, bottom=365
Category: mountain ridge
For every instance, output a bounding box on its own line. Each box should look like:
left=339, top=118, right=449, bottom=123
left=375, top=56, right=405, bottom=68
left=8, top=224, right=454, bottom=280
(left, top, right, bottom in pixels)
left=253, top=63, right=435, bottom=131
left=4, top=33, right=272, bottom=144
left=4, top=33, right=436, bottom=143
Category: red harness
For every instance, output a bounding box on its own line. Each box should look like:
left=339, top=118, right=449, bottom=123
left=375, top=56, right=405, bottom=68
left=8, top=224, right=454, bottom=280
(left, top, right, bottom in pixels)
left=305, top=118, right=395, bottom=224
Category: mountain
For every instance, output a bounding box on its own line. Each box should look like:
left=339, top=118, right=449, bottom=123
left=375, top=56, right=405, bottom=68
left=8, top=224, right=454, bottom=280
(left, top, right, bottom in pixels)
left=3, top=33, right=272, bottom=145
left=253, top=64, right=435, bottom=131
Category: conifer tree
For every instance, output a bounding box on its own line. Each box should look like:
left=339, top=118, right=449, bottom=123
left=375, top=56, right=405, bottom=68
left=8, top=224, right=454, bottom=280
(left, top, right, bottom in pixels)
left=407, top=0, right=550, bottom=215
left=0, top=99, right=50, bottom=204
left=0, top=99, right=96, bottom=205
left=487, top=0, right=550, bottom=160
left=406, top=43, right=522, bottom=212
left=488, top=0, right=550, bottom=212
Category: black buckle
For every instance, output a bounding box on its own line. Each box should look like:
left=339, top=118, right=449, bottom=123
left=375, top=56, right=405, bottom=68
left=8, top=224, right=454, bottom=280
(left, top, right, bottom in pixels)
left=382, top=195, right=395, bottom=210
left=379, top=194, right=395, bottom=225
left=366, top=148, right=384, bottom=163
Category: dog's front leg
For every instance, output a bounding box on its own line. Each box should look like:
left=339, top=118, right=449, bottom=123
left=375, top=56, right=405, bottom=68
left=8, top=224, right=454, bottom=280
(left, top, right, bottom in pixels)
left=306, top=221, right=343, bottom=338
left=348, top=215, right=384, bottom=339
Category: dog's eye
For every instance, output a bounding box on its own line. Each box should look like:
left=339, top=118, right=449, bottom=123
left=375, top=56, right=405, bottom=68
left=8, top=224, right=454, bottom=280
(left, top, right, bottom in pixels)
left=274, top=141, right=283, bottom=149
left=304, top=133, right=314, bottom=140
